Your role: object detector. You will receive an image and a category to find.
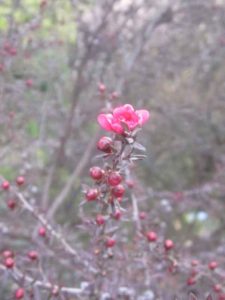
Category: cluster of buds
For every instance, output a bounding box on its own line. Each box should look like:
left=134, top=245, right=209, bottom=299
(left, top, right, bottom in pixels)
left=1, top=176, right=26, bottom=211
left=98, top=82, right=120, bottom=102
left=84, top=138, right=126, bottom=248
left=83, top=104, right=150, bottom=249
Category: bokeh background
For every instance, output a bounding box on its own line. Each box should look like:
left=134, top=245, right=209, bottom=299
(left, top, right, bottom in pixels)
left=1, top=0, right=225, bottom=298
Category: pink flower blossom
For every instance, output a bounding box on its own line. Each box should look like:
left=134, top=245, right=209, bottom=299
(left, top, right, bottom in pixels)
left=97, top=104, right=150, bottom=134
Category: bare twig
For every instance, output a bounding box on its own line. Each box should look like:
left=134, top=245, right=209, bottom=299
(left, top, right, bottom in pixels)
left=0, top=264, right=84, bottom=296
left=47, top=129, right=99, bottom=219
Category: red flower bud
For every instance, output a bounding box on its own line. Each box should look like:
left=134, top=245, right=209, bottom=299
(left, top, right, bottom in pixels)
left=28, top=251, right=38, bottom=260
left=164, top=239, right=174, bottom=251
left=110, top=91, right=119, bottom=100
left=111, top=184, right=125, bottom=198
left=139, top=212, right=146, bottom=220
left=112, top=209, right=122, bottom=220
left=96, top=214, right=105, bottom=226
left=2, top=180, right=10, bottom=190
left=97, top=136, right=112, bottom=153
left=105, top=238, right=116, bottom=248
left=214, top=284, right=222, bottom=293
left=187, top=277, right=196, bottom=286
left=85, top=188, right=99, bottom=201
left=108, top=172, right=122, bottom=186
left=146, top=231, right=157, bottom=242
left=7, top=199, right=16, bottom=210
left=89, top=167, right=105, bottom=181
left=5, top=257, right=14, bottom=268
left=15, top=288, right=24, bottom=299
left=208, top=261, right=218, bottom=270
left=191, top=259, right=199, bottom=267
left=16, top=176, right=25, bottom=186
left=98, top=82, right=106, bottom=93
left=38, top=227, right=46, bottom=237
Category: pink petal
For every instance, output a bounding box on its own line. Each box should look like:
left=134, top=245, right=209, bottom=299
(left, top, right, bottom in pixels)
left=113, top=104, right=134, bottom=118
left=113, top=104, right=137, bottom=123
left=136, top=109, right=150, bottom=125
left=113, top=105, right=127, bottom=119
left=123, top=104, right=134, bottom=112
left=127, top=120, right=138, bottom=130
left=111, top=120, right=124, bottom=134
left=97, top=114, right=113, bottom=131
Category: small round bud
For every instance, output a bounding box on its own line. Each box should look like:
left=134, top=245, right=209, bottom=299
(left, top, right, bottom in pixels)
left=191, top=260, right=199, bottom=267
left=111, top=184, right=125, bottom=198
left=105, top=238, right=116, bottom=248
left=38, top=227, right=46, bottom=237
left=164, top=239, right=174, bottom=251
left=139, top=212, right=146, bottom=220
left=89, top=167, right=105, bottom=181
left=96, top=214, right=105, bottom=226
left=85, top=188, right=99, bottom=201
left=112, top=209, right=122, bottom=220
left=110, top=91, right=119, bottom=100
left=208, top=261, right=218, bottom=270
left=187, top=277, right=196, bottom=286
left=97, top=136, right=112, bottom=153
left=15, top=288, right=24, bottom=299
left=214, top=284, right=222, bottom=293
left=16, top=176, right=25, bottom=186
left=7, top=199, right=16, bottom=210
left=98, top=82, right=106, bottom=93
left=5, top=257, right=14, bottom=268
left=2, top=180, right=10, bottom=190
left=108, top=172, right=122, bottom=186
left=28, top=251, right=38, bottom=261
left=146, top=231, right=157, bottom=242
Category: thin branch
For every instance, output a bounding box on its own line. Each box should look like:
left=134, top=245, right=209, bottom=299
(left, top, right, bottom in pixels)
left=0, top=264, right=84, bottom=296
left=47, top=129, right=99, bottom=219
left=0, top=176, right=97, bottom=274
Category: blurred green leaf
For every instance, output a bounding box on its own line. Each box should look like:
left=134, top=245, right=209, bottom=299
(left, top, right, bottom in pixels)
left=0, top=166, right=16, bottom=181
left=26, top=120, right=39, bottom=138
left=0, top=17, right=7, bottom=31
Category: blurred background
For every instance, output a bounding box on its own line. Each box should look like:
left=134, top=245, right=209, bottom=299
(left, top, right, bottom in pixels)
left=1, top=0, right=225, bottom=297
